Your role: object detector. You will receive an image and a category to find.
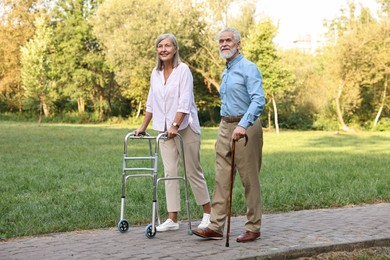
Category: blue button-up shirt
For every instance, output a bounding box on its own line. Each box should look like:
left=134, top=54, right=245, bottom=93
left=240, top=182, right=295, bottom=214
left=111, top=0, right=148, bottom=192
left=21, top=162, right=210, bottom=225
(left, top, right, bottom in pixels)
left=220, top=53, right=265, bottom=129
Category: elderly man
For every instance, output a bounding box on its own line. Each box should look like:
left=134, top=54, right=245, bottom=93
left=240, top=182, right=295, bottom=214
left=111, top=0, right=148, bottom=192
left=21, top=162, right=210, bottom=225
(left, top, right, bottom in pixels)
left=192, top=27, right=265, bottom=243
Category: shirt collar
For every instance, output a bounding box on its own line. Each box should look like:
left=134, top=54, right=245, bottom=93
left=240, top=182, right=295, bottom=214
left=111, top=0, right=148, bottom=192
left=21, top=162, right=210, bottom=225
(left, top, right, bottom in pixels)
left=226, top=53, right=243, bottom=70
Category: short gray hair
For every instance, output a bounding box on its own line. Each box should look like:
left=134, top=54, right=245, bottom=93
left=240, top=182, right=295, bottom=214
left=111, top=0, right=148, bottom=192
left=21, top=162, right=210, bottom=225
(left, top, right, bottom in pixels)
left=217, top=28, right=241, bottom=43
left=155, top=33, right=181, bottom=70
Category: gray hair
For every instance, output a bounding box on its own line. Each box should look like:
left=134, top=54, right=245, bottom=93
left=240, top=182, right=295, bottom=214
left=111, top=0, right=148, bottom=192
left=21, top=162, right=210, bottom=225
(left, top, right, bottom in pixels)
left=155, top=33, right=181, bottom=70
left=217, top=27, right=241, bottom=43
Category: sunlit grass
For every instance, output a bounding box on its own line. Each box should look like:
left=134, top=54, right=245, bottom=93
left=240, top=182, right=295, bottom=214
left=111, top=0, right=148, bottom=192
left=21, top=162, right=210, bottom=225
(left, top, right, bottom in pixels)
left=1, top=122, right=389, bottom=240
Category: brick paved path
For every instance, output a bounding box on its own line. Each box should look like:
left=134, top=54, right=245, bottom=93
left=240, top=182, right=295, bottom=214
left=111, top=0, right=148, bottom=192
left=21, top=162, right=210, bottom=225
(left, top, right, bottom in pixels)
left=1, top=203, right=389, bottom=259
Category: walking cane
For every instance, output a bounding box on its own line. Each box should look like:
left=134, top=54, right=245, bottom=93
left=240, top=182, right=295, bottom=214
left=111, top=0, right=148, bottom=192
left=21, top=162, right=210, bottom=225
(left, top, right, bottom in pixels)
left=226, top=134, right=248, bottom=247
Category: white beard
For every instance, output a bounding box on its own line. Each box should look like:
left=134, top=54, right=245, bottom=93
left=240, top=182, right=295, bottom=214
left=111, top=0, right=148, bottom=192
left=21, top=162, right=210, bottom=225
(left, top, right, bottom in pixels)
left=220, top=45, right=238, bottom=59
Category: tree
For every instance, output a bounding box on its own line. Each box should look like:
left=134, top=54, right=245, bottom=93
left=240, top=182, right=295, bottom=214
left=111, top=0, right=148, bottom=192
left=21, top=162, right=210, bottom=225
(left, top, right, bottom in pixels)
left=229, top=0, right=257, bottom=39
left=186, top=0, right=257, bottom=93
left=49, top=0, right=115, bottom=120
left=245, top=19, right=294, bottom=134
left=278, top=49, right=329, bottom=130
left=0, top=0, right=37, bottom=112
left=324, top=2, right=389, bottom=131
left=369, top=2, right=389, bottom=128
left=93, top=0, right=213, bottom=118
left=201, top=0, right=235, bottom=28
left=184, top=0, right=258, bottom=124
left=20, top=15, right=52, bottom=125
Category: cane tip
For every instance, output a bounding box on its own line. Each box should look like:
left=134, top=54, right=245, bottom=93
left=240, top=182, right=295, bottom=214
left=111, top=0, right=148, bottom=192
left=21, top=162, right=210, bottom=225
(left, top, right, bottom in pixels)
left=225, top=242, right=229, bottom=247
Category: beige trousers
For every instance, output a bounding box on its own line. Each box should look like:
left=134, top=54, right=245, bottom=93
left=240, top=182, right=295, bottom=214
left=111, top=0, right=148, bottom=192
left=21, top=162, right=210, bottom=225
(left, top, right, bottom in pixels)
left=159, top=126, right=210, bottom=212
left=209, top=119, right=263, bottom=234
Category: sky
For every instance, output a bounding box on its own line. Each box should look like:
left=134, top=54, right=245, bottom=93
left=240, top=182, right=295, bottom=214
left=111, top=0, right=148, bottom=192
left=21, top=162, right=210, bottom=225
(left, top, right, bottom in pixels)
left=255, top=0, right=380, bottom=49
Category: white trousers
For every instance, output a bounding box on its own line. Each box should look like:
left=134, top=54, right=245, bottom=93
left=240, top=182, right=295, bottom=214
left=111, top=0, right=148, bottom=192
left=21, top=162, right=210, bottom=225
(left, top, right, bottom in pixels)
left=159, top=126, right=210, bottom=212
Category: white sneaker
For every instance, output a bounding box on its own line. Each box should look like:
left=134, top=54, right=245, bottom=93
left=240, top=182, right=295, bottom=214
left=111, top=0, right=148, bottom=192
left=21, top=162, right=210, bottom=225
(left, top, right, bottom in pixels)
left=197, top=213, right=211, bottom=229
left=156, top=219, right=179, bottom=232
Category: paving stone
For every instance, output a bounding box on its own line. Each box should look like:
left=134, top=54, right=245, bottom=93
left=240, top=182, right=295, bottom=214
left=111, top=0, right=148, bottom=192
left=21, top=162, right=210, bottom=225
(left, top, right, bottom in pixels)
left=0, top=203, right=389, bottom=259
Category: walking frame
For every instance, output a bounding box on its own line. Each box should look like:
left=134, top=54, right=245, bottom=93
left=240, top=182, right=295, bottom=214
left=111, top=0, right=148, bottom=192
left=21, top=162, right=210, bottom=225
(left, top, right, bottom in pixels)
left=117, top=131, right=192, bottom=239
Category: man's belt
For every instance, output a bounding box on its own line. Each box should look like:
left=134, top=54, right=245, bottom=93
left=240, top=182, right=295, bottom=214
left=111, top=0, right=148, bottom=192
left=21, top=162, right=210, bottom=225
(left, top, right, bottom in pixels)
left=222, top=115, right=243, bottom=123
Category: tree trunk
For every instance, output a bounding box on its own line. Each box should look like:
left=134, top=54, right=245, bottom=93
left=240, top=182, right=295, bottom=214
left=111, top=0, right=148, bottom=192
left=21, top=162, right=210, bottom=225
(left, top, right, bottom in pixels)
left=40, top=94, right=50, bottom=118
left=42, top=102, right=50, bottom=117
left=208, top=108, right=215, bottom=124
left=136, top=101, right=142, bottom=119
left=272, top=94, right=280, bottom=134
left=335, top=81, right=351, bottom=132
left=78, top=97, right=85, bottom=113
left=99, top=94, right=104, bottom=121
left=38, top=100, right=43, bottom=128
left=107, top=74, right=115, bottom=115
left=267, top=110, right=271, bottom=130
left=18, top=84, right=23, bottom=112
left=373, top=75, right=387, bottom=127
left=187, top=64, right=220, bottom=91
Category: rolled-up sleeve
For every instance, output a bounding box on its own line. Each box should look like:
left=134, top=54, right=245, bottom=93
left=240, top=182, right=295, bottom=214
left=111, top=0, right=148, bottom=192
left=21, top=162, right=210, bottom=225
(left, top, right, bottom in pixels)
left=239, top=64, right=265, bottom=129
left=177, top=66, right=193, bottom=114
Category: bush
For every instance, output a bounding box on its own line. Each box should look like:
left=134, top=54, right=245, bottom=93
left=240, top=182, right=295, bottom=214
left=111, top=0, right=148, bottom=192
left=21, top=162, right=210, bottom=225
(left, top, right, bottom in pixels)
left=0, top=112, right=38, bottom=122
left=279, top=112, right=314, bottom=130
left=312, top=114, right=339, bottom=131
left=373, top=117, right=390, bottom=131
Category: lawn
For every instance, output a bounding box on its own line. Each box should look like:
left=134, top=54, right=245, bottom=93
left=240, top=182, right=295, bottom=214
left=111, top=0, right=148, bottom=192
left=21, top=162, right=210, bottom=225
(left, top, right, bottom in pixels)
left=1, top=121, right=389, bottom=240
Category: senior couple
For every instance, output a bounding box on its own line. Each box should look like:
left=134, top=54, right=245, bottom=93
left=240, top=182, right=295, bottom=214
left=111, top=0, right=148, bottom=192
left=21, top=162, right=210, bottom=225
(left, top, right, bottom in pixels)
left=135, top=27, right=265, bottom=243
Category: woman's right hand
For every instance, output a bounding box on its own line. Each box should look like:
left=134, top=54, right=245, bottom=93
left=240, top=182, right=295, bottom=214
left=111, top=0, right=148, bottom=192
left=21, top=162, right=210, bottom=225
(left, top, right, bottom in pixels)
left=134, top=129, right=145, bottom=136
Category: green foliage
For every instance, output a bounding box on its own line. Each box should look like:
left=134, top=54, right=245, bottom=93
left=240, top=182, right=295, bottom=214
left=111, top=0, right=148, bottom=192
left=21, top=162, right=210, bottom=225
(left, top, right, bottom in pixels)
left=229, top=1, right=257, bottom=38
left=278, top=111, right=314, bottom=130
left=245, top=18, right=295, bottom=130
left=312, top=114, right=340, bottom=131
left=323, top=1, right=390, bottom=130
left=0, top=0, right=37, bottom=112
left=0, top=0, right=388, bottom=130
left=92, top=0, right=213, bottom=116
left=20, top=15, right=53, bottom=116
left=372, top=117, right=390, bottom=131
left=49, top=0, right=117, bottom=119
left=246, top=19, right=295, bottom=96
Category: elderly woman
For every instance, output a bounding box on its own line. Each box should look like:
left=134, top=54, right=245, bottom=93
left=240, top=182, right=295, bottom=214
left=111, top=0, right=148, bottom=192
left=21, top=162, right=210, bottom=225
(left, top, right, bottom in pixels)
left=135, top=33, right=211, bottom=231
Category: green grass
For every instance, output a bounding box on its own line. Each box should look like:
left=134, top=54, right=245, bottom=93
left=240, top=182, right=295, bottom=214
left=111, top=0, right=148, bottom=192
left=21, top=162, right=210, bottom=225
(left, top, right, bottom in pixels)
left=1, top=121, right=389, bottom=240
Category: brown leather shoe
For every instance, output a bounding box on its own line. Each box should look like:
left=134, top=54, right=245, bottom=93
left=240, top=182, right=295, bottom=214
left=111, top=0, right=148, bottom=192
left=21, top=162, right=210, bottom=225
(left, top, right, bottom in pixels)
left=236, top=231, right=261, bottom=242
left=192, top=227, right=223, bottom=240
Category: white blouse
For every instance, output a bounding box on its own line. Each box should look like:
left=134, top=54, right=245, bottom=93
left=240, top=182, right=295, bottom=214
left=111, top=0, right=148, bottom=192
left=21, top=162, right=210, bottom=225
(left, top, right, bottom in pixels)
left=146, top=62, right=200, bottom=134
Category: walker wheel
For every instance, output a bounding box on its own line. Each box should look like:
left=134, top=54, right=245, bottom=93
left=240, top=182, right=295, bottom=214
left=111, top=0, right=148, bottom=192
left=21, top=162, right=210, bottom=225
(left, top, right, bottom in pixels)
left=118, top=219, right=129, bottom=233
left=145, top=224, right=156, bottom=239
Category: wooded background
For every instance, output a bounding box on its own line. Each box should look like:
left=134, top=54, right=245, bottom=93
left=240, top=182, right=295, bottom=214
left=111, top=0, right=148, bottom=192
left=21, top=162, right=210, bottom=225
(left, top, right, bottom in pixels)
left=0, top=0, right=389, bottom=131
